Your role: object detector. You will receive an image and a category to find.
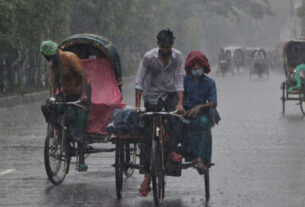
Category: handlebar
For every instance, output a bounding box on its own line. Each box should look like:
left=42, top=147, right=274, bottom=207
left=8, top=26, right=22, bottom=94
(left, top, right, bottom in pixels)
left=137, top=109, right=180, bottom=116
left=136, top=108, right=191, bottom=126
left=53, top=100, right=82, bottom=105
left=51, top=99, right=87, bottom=110
left=136, top=109, right=188, bottom=122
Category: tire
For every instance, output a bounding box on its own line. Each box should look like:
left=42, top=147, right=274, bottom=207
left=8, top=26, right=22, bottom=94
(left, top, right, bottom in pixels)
left=281, top=82, right=286, bottom=114
left=204, top=169, right=210, bottom=201
left=44, top=124, right=70, bottom=185
left=299, top=91, right=305, bottom=116
left=115, top=139, right=124, bottom=199
left=282, top=99, right=285, bottom=114
left=151, top=139, right=165, bottom=205
left=123, top=143, right=137, bottom=177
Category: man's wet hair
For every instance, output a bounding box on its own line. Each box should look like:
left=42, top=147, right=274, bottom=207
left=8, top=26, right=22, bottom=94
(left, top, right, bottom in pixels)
left=157, top=29, right=175, bottom=46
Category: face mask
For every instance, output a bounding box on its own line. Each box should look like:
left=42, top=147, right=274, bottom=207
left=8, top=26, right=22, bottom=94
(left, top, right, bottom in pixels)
left=159, top=49, right=172, bottom=57
left=192, top=69, right=204, bottom=77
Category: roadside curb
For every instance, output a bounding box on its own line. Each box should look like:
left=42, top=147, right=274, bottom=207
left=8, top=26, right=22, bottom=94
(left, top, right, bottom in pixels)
left=0, top=91, right=49, bottom=108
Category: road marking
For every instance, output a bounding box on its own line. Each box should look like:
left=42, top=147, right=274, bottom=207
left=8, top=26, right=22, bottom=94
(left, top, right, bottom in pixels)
left=0, top=169, right=15, bottom=175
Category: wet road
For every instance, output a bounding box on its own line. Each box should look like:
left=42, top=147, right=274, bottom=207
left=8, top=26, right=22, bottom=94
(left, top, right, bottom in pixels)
left=1, top=72, right=305, bottom=207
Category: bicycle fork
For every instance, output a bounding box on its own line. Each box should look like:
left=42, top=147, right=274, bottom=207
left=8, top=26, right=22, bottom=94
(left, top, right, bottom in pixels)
left=150, top=116, right=165, bottom=172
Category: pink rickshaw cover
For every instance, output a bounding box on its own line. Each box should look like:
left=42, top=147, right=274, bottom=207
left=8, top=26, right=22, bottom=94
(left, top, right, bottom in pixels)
left=82, top=58, right=126, bottom=135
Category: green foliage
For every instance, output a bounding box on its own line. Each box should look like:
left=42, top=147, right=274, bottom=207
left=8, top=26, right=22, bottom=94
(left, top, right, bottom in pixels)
left=0, top=0, right=274, bottom=95
left=203, top=0, right=272, bottom=19
left=0, top=0, right=71, bottom=94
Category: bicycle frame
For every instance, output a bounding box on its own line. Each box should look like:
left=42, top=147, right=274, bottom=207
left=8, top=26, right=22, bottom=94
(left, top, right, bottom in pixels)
left=50, top=100, right=83, bottom=167
left=150, top=114, right=165, bottom=172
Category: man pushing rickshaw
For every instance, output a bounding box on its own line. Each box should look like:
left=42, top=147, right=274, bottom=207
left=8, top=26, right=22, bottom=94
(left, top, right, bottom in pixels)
left=40, top=40, right=91, bottom=172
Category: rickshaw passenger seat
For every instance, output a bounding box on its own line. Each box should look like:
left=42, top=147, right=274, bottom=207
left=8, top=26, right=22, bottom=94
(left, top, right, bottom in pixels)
left=81, top=58, right=125, bottom=136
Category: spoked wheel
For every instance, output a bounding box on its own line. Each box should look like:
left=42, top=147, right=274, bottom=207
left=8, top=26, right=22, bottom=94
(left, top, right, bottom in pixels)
left=115, top=139, right=124, bottom=199
left=123, top=143, right=137, bottom=177
left=203, top=169, right=210, bottom=201
left=299, top=90, right=305, bottom=116
left=44, top=124, right=70, bottom=185
left=151, top=139, right=165, bottom=205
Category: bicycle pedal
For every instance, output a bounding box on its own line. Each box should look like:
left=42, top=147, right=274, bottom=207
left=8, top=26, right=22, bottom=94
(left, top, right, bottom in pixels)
left=207, top=162, right=215, bottom=168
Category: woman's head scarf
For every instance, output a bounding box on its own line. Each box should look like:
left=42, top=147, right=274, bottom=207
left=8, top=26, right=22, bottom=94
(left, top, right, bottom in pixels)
left=185, top=51, right=211, bottom=74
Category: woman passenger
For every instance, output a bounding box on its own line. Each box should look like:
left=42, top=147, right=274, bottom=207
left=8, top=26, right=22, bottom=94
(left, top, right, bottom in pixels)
left=183, top=51, right=218, bottom=173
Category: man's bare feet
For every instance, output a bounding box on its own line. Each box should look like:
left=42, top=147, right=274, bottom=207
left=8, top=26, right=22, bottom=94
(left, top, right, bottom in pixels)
left=138, top=174, right=151, bottom=197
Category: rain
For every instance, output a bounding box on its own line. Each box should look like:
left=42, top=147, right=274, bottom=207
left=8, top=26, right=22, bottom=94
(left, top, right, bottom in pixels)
left=1, top=0, right=305, bottom=206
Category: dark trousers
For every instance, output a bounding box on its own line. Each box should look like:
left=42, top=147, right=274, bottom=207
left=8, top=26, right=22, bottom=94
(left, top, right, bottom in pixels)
left=41, top=84, right=91, bottom=144
left=140, top=93, right=181, bottom=172
left=65, top=84, right=91, bottom=144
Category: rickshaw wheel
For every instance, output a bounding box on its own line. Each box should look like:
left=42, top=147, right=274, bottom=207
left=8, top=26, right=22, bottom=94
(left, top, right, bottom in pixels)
left=204, top=169, right=210, bottom=201
left=44, top=124, right=70, bottom=185
left=123, top=143, right=137, bottom=177
left=299, top=91, right=305, bottom=116
left=281, top=82, right=286, bottom=114
left=151, top=139, right=165, bottom=205
left=115, top=139, right=124, bottom=199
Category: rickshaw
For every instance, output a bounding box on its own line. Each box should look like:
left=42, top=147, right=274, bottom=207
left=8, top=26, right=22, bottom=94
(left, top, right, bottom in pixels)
left=281, top=39, right=305, bottom=115
left=217, top=48, right=231, bottom=76
left=217, top=46, right=245, bottom=76
left=217, top=47, right=235, bottom=76
left=44, top=34, right=137, bottom=185
left=232, top=47, right=245, bottom=73
left=113, top=109, right=212, bottom=205
left=249, top=48, right=269, bottom=79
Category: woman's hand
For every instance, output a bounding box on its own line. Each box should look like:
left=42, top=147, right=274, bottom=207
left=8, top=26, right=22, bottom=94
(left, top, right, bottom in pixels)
left=184, top=105, right=202, bottom=118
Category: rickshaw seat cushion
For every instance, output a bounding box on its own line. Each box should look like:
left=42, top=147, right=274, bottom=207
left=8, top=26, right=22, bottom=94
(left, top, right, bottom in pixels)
left=81, top=58, right=125, bottom=135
